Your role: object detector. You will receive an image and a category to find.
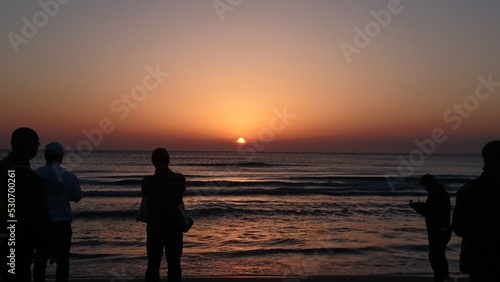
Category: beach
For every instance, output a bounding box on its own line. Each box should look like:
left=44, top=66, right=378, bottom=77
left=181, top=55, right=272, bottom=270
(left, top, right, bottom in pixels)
left=2, top=150, right=479, bottom=278
left=54, top=275, right=470, bottom=282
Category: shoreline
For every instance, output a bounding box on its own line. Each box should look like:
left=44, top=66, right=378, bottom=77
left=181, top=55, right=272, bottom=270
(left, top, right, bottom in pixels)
left=48, top=275, right=470, bottom=282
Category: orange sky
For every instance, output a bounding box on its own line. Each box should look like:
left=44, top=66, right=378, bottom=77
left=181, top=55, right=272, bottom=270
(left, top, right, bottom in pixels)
left=1, top=1, right=499, bottom=153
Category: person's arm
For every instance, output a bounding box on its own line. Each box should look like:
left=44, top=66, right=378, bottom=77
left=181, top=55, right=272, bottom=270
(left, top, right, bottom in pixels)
left=177, top=174, right=186, bottom=194
left=410, top=200, right=427, bottom=217
left=67, top=173, right=82, bottom=202
left=452, top=186, right=470, bottom=237
left=426, top=192, right=442, bottom=218
left=29, top=170, right=53, bottom=229
left=141, top=176, right=153, bottom=197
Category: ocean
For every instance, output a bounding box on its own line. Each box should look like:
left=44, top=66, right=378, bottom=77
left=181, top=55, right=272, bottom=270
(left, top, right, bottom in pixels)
left=1, top=150, right=484, bottom=278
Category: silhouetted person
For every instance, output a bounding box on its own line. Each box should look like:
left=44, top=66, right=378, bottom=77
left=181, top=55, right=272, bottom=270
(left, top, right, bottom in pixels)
left=410, top=174, right=451, bottom=282
left=34, top=142, right=82, bottom=282
left=0, top=127, right=51, bottom=281
left=142, top=148, right=186, bottom=282
left=452, top=140, right=500, bottom=282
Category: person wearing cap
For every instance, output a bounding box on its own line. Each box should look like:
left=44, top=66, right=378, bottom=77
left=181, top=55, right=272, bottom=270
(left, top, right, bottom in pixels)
left=141, top=148, right=186, bottom=282
left=33, top=142, right=82, bottom=282
left=452, top=140, right=500, bottom=282
left=410, top=174, right=451, bottom=282
left=0, top=127, right=51, bottom=281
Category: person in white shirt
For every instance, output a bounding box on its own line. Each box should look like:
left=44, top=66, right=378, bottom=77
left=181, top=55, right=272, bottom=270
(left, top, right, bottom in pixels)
left=34, top=142, right=82, bottom=282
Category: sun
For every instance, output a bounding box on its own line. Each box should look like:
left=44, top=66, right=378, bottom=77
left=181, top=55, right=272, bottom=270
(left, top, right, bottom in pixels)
left=236, top=137, right=246, bottom=144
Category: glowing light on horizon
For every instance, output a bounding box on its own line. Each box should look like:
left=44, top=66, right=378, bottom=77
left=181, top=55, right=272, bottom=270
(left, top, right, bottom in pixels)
left=237, top=137, right=246, bottom=144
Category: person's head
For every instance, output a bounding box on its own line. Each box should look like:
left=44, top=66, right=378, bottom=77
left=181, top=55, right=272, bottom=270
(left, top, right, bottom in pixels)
left=10, top=127, right=39, bottom=160
left=151, top=148, right=170, bottom=167
left=482, top=140, right=500, bottom=171
left=44, top=142, right=64, bottom=164
left=420, top=174, right=440, bottom=191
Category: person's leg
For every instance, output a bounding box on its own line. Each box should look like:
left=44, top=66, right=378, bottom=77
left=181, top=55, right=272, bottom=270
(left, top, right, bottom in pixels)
left=165, top=231, right=183, bottom=282
left=469, top=273, right=486, bottom=282
left=33, top=243, right=49, bottom=282
left=428, top=232, right=450, bottom=282
left=15, top=233, right=35, bottom=282
left=145, top=229, right=165, bottom=282
left=55, top=222, right=72, bottom=282
left=429, top=248, right=449, bottom=282
left=469, top=267, right=497, bottom=282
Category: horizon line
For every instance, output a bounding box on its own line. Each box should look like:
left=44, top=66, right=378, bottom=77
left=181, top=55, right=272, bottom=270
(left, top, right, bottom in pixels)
left=0, top=148, right=480, bottom=156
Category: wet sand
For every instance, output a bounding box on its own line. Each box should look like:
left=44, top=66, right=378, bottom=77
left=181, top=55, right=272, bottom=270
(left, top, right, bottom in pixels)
left=54, top=275, right=470, bottom=282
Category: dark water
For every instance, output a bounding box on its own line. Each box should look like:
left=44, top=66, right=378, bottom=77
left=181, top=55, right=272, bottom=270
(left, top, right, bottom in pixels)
left=1, top=150, right=482, bottom=278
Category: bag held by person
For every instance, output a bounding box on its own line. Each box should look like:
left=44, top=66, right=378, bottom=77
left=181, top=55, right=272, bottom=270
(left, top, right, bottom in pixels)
left=136, top=196, right=148, bottom=223
left=178, top=201, right=194, bottom=232
left=137, top=197, right=194, bottom=232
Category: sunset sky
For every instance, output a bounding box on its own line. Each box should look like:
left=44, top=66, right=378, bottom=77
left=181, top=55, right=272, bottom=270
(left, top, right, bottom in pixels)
left=1, top=1, right=499, bottom=153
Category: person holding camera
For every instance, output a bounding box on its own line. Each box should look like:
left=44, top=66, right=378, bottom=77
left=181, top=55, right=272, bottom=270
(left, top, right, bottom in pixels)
left=410, top=174, right=451, bottom=282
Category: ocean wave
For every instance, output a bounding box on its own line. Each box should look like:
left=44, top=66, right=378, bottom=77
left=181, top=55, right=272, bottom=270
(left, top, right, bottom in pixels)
left=79, top=179, right=142, bottom=186
left=69, top=243, right=388, bottom=262
left=73, top=239, right=143, bottom=248
left=72, top=207, right=318, bottom=220
left=73, top=203, right=413, bottom=220
left=69, top=253, right=114, bottom=260
left=204, top=246, right=387, bottom=258
left=83, top=174, right=473, bottom=184
left=177, top=162, right=294, bottom=168
left=79, top=174, right=472, bottom=190
left=74, top=210, right=139, bottom=219
left=78, top=174, right=470, bottom=200
left=82, top=191, right=141, bottom=197
left=81, top=187, right=434, bottom=199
